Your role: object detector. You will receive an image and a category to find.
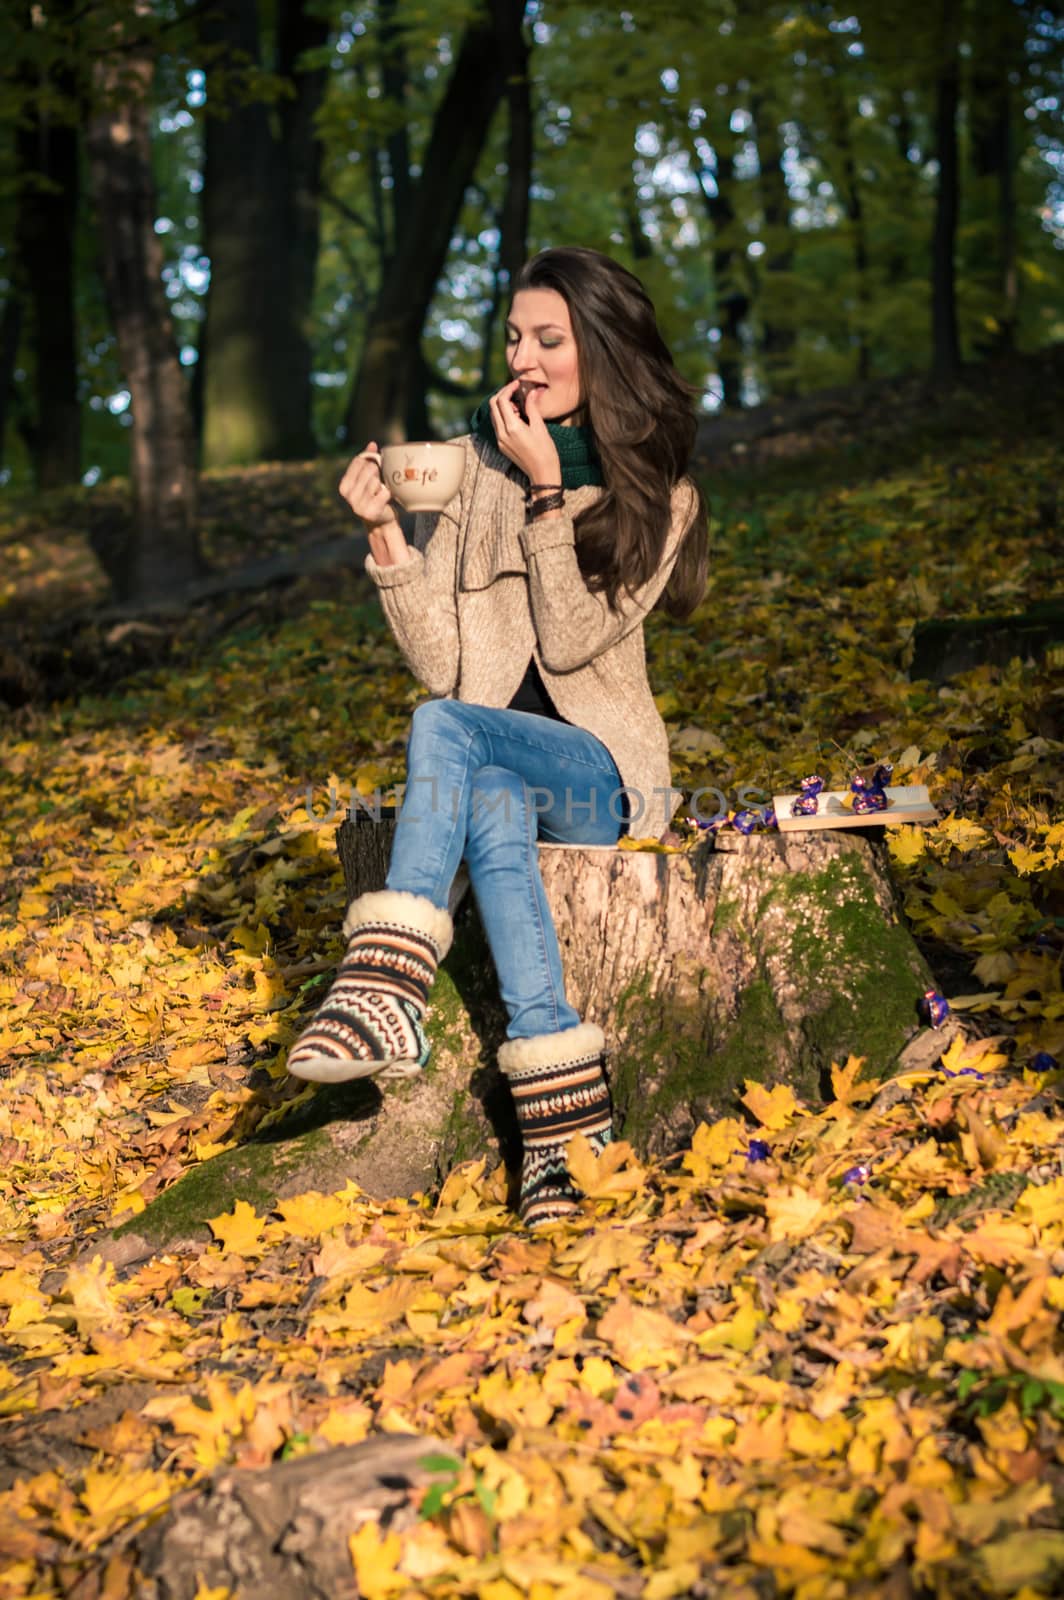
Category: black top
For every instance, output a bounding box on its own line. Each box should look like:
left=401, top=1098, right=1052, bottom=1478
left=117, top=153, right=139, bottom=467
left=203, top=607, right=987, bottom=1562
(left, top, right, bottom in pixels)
left=507, top=656, right=566, bottom=722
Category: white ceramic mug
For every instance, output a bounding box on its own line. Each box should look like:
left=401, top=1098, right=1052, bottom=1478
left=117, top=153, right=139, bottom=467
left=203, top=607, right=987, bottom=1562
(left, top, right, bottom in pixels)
left=379, top=442, right=465, bottom=513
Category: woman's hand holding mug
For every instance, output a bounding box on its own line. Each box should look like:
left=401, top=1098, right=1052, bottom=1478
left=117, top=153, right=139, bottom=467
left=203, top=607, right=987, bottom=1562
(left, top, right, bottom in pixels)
left=339, top=443, right=411, bottom=568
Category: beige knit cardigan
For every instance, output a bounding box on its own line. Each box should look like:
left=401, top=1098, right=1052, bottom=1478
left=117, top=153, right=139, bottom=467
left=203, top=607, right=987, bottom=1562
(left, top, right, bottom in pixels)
left=365, top=433, right=698, bottom=841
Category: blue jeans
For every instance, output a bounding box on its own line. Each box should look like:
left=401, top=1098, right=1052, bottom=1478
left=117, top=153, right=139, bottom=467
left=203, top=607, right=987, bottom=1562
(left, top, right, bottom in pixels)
left=385, top=699, right=625, bottom=1039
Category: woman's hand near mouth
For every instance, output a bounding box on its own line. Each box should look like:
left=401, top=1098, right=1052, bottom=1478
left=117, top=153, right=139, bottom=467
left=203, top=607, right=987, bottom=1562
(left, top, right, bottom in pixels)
left=489, top=378, right=562, bottom=487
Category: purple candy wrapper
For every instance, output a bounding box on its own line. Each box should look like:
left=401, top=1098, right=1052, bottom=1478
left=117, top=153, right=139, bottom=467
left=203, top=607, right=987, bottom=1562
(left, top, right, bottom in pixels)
left=920, top=989, right=950, bottom=1029
left=791, top=775, right=824, bottom=818
left=851, top=762, right=893, bottom=815
left=732, top=808, right=761, bottom=835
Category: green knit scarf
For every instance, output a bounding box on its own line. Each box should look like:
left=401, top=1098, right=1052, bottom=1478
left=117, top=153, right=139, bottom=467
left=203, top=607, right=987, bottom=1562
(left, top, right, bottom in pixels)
left=470, top=398, right=604, bottom=489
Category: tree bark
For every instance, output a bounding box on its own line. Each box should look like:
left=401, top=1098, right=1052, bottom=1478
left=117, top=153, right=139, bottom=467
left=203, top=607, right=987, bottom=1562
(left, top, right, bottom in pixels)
left=970, top=5, right=1023, bottom=356
left=379, top=0, right=411, bottom=247
left=344, top=0, right=527, bottom=446
left=497, top=13, right=532, bottom=293
left=691, top=127, right=748, bottom=410
left=931, top=0, right=961, bottom=383
left=334, top=821, right=937, bottom=1159
left=198, top=0, right=328, bottom=468
left=821, top=69, right=871, bottom=382
left=478, top=35, right=533, bottom=394
left=752, top=95, right=797, bottom=395
left=0, top=289, right=24, bottom=477
left=85, top=5, right=203, bottom=603
left=136, top=1434, right=441, bottom=1600
left=624, top=155, right=654, bottom=264
left=11, top=1, right=81, bottom=488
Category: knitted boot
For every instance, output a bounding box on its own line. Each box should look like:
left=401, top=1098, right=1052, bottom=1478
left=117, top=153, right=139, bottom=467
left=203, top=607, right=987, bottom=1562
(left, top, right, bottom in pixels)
left=497, top=1022, right=613, bottom=1228
left=287, top=890, right=453, bottom=1084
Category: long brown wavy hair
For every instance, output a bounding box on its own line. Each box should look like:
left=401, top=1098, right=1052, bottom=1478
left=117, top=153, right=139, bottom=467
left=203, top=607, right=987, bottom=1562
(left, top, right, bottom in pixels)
left=512, top=247, right=708, bottom=619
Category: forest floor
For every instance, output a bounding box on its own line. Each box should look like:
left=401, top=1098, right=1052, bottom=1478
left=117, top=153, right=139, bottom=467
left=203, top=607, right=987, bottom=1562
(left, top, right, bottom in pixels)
left=0, top=358, right=1062, bottom=1598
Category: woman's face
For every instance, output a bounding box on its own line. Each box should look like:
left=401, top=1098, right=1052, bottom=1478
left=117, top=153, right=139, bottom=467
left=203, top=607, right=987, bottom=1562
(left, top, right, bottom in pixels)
left=505, top=288, right=582, bottom=422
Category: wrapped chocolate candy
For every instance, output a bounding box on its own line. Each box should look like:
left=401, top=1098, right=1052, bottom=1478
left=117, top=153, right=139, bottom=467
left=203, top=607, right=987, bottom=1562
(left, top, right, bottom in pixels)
left=850, top=761, right=894, bottom=814
left=791, top=775, right=824, bottom=817
left=920, top=989, right=950, bottom=1028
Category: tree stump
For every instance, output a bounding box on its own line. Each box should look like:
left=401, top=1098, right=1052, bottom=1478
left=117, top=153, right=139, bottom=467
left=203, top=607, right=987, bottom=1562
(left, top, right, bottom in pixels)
left=109, top=814, right=940, bottom=1261
left=135, top=1433, right=439, bottom=1600
left=909, top=597, right=1064, bottom=684
left=336, top=812, right=935, bottom=1159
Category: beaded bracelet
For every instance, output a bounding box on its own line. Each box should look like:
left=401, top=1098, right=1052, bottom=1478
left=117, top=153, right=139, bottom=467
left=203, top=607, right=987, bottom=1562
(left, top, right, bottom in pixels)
left=525, top=490, right=565, bottom=522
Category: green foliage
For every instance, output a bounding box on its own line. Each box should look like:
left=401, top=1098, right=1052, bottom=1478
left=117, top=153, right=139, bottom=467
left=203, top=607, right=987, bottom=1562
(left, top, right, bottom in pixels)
left=1, top=0, right=1062, bottom=485
left=957, top=1370, right=1064, bottom=1424
left=418, top=1452, right=498, bottom=1522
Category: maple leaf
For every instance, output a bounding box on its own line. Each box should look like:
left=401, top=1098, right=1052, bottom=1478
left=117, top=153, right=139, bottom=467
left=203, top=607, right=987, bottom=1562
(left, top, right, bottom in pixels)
left=207, top=1200, right=267, bottom=1257
left=80, top=1464, right=172, bottom=1536
left=978, top=1529, right=1064, bottom=1592
left=829, top=1054, right=868, bottom=1108
left=684, top=1117, right=747, bottom=1177
left=937, top=814, right=990, bottom=853
left=567, top=1135, right=646, bottom=1199
left=596, top=1295, right=695, bottom=1370
left=63, top=1258, right=125, bottom=1338
left=317, top=1402, right=374, bottom=1447
left=523, top=1278, right=586, bottom=1335
left=973, top=950, right=1016, bottom=986
left=938, top=1034, right=1009, bottom=1075
left=348, top=1521, right=406, bottom=1598
left=1016, top=1177, right=1064, bottom=1230
left=765, top=1185, right=825, bottom=1241
left=278, top=1185, right=361, bottom=1237
left=742, top=1081, right=800, bottom=1130
left=1008, top=843, right=1049, bottom=875
left=887, top=824, right=927, bottom=866
left=145, top=1378, right=259, bottom=1470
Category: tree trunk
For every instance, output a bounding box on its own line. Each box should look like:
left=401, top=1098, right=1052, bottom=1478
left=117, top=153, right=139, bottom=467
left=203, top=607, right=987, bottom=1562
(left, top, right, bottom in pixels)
left=970, top=6, right=1023, bottom=357
left=11, top=1, right=81, bottom=489
left=497, top=13, right=532, bottom=293
left=753, top=96, right=797, bottom=395
left=691, top=128, right=748, bottom=410
left=85, top=7, right=203, bottom=603
left=885, top=90, right=921, bottom=288
left=379, top=0, right=412, bottom=238
left=107, top=824, right=944, bottom=1264
left=931, top=0, right=961, bottom=383
left=344, top=0, right=527, bottom=446
left=0, top=290, right=24, bottom=476
left=821, top=69, right=871, bottom=382
left=198, top=0, right=328, bottom=468
left=624, top=157, right=654, bottom=263
left=479, top=30, right=533, bottom=395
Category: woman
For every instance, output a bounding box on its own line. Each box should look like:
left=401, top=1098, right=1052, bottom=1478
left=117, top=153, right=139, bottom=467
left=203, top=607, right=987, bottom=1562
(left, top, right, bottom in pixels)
left=287, top=247, right=708, bottom=1227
